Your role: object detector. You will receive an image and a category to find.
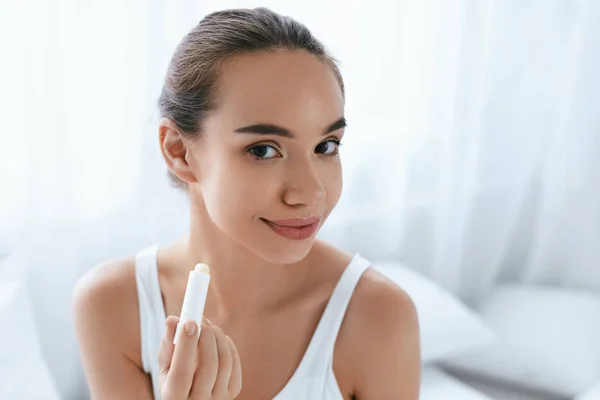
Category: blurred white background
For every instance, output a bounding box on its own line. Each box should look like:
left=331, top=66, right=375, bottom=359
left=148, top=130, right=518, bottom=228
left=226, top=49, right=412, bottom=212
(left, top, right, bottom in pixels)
left=1, top=0, right=599, bottom=399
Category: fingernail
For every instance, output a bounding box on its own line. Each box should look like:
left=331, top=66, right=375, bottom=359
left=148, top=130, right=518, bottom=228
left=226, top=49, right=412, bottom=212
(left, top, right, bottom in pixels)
left=185, top=320, right=197, bottom=335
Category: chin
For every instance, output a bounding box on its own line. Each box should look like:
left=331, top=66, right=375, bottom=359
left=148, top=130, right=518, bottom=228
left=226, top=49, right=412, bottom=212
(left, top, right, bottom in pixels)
left=232, top=215, right=322, bottom=265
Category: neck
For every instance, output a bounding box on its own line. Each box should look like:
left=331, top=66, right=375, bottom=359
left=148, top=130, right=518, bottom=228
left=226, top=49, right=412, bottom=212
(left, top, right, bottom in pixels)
left=180, top=202, right=315, bottom=323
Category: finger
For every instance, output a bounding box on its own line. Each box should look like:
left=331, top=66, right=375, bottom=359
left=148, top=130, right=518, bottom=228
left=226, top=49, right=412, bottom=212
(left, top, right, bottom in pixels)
left=158, top=315, right=179, bottom=373
left=210, top=323, right=233, bottom=398
left=227, top=335, right=243, bottom=398
left=189, top=319, right=218, bottom=398
left=165, top=319, right=199, bottom=398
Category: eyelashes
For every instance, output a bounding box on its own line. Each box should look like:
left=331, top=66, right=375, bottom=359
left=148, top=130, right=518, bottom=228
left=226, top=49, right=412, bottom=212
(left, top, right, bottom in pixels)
left=247, top=139, right=343, bottom=162
left=315, top=139, right=342, bottom=156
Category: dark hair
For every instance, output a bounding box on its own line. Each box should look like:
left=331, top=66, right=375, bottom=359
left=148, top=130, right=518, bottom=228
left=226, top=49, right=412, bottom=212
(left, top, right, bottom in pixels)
left=158, top=7, right=345, bottom=189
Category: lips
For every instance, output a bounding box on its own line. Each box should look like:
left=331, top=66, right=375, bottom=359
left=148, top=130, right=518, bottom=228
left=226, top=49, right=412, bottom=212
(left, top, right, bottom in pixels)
left=261, top=216, right=321, bottom=240
left=268, top=216, right=320, bottom=227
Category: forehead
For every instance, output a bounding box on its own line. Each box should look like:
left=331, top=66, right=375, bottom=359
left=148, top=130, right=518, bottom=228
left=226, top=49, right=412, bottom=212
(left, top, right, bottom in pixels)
left=212, top=50, right=344, bottom=129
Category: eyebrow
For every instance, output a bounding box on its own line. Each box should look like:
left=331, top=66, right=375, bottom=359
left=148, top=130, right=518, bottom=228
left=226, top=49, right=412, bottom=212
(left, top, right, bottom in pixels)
left=233, top=117, right=347, bottom=138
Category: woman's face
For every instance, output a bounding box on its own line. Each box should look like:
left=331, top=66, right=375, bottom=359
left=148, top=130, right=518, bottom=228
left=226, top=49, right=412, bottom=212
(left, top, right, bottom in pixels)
left=188, top=50, right=345, bottom=264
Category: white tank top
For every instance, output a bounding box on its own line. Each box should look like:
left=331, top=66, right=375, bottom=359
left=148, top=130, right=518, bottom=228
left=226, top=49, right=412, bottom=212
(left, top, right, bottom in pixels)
left=134, top=244, right=371, bottom=400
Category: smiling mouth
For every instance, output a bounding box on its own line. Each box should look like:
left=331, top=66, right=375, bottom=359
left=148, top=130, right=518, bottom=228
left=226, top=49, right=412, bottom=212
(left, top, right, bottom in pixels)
left=260, top=217, right=321, bottom=240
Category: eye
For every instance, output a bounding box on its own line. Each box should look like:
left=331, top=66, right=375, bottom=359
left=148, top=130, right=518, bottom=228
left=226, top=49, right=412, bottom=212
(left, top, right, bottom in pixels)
left=315, top=139, right=342, bottom=156
left=248, top=144, right=280, bottom=160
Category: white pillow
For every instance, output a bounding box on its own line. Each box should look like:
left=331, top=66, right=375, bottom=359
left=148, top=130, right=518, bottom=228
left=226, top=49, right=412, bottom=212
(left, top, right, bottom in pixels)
left=442, top=284, right=600, bottom=397
left=576, top=381, right=600, bottom=400
left=420, top=367, right=493, bottom=400
left=0, top=252, right=61, bottom=400
left=372, top=262, right=495, bottom=364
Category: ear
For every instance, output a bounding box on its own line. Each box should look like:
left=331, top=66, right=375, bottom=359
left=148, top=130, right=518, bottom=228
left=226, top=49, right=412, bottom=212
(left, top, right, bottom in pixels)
left=158, top=118, right=197, bottom=184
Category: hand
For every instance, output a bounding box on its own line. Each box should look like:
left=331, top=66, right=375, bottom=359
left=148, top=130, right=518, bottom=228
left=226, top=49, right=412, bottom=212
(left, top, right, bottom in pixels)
left=158, top=316, right=242, bottom=399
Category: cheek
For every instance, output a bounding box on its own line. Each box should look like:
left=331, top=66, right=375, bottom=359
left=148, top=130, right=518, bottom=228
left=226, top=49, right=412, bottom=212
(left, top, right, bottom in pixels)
left=201, top=155, right=275, bottom=221
left=323, top=162, right=343, bottom=207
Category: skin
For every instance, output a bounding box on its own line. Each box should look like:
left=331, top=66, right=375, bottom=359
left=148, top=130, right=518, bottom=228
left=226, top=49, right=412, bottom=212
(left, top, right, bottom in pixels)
left=73, top=49, right=420, bottom=399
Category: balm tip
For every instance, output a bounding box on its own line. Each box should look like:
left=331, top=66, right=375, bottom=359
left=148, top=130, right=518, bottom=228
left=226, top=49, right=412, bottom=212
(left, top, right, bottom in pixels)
left=194, top=263, right=210, bottom=274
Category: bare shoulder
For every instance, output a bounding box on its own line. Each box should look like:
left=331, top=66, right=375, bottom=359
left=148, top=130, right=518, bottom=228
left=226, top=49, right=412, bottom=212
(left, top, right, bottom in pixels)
left=72, top=255, right=142, bottom=366
left=338, top=265, right=421, bottom=399
left=349, top=267, right=419, bottom=330
left=72, top=256, right=155, bottom=397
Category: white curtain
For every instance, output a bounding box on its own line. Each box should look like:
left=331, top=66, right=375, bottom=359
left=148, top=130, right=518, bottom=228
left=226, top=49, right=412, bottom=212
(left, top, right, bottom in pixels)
left=317, top=0, right=600, bottom=303
left=2, top=0, right=599, bottom=297
left=409, top=0, right=597, bottom=300
left=167, top=0, right=600, bottom=302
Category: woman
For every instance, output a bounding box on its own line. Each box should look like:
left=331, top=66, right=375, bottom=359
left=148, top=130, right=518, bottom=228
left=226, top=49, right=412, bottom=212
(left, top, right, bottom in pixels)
left=74, top=7, right=420, bottom=400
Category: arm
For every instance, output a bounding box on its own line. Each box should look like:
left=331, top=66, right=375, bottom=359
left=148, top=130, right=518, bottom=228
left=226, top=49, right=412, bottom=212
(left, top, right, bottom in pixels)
left=73, top=259, right=154, bottom=400
left=349, top=271, right=421, bottom=399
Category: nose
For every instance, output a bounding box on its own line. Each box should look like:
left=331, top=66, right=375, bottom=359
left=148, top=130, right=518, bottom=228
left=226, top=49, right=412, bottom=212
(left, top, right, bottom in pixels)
left=282, top=160, right=326, bottom=208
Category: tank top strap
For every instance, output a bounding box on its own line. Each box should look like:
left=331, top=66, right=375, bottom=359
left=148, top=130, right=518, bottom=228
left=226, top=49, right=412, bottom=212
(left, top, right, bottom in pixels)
left=134, top=244, right=166, bottom=374
left=297, top=253, right=371, bottom=377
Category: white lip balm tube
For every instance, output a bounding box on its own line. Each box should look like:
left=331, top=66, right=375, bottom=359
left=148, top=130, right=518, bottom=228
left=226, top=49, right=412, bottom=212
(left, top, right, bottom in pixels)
left=173, top=263, right=211, bottom=345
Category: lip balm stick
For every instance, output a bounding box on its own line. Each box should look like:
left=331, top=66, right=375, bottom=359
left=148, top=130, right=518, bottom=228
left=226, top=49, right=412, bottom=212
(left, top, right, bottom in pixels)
left=173, top=263, right=211, bottom=345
